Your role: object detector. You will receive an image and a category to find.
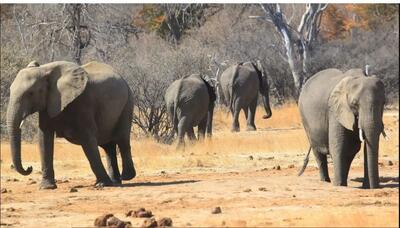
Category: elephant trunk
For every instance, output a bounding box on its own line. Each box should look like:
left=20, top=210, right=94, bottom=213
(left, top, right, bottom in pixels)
left=6, top=101, right=33, bottom=176
left=360, top=109, right=382, bottom=189
left=362, top=126, right=381, bottom=189
left=261, top=91, right=272, bottom=119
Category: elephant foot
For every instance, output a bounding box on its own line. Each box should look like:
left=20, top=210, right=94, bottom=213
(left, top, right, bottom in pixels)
left=246, top=125, right=257, bottom=131
left=231, top=127, right=240, bottom=132
left=95, top=179, right=114, bottom=187
left=121, top=167, right=136, bottom=181
left=39, top=179, right=57, bottom=190
left=320, top=177, right=331, bottom=183
left=333, top=180, right=348, bottom=187
left=110, top=177, right=122, bottom=185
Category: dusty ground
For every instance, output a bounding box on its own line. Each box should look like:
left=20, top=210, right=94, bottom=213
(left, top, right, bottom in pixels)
left=1, top=106, right=399, bottom=227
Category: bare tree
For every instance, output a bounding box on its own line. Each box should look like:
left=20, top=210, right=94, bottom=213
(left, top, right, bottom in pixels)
left=250, top=3, right=327, bottom=95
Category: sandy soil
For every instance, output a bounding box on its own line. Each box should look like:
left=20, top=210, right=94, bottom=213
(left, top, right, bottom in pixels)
left=0, top=108, right=398, bottom=227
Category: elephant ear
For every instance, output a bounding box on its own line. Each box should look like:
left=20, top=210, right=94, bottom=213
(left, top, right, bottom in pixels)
left=328, top=77, right=355, bottom=131
left=47, top=65, right=88, bottom=118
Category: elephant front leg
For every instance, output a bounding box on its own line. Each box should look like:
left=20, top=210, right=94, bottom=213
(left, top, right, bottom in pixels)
left=329, top=117, right=360, bottom=187
left=38, top=127, right=57, bottom=190
left=81, top=136, right=113, bottom=187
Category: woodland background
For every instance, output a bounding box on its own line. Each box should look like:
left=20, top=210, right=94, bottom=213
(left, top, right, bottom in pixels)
left=0, top=4, right=398, bottom=141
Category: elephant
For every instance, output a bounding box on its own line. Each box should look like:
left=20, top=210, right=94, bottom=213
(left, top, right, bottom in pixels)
left=218, top=60, right=272, bottom=132
left=298, top=68, right=386, bottom=189
left=165, top=74, right=216, bottom=149
left=6, top=60, right=136, bottom=189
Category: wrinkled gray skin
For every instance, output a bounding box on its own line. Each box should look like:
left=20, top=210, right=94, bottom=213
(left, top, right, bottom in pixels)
left=165, top=74, right=216, bottom=149
left=6, top=61, right=136, bottom=189
left=218, top=60, right=272, bottom=132
left=299, top=68, right=386, bottom=189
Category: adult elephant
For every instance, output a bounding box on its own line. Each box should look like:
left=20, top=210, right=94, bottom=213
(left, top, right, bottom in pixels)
left=6, top=60, right=136, bottom=189
left=218, top=60, right=272, bottom=132
left=165, top=74, right=216, bottom=149
left=298, top=68, right=386, bottom=189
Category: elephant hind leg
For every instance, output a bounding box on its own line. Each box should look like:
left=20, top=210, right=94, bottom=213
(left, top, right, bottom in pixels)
left=313, top=149, right=331, bottom=182
left=100, top=142, right=121, bottom=184
left=231, top=100, right=241, bottom=132
left=198, top=116, right=207, bottom=141
left=117, top=138, right=136, bottom=181
left=246, top=98, right=257, bottom=131
left=81, top=136, right=113, bottom=186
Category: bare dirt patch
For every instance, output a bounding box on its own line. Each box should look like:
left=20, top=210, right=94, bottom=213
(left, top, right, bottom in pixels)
left=1, top=107, right=398, bottom=227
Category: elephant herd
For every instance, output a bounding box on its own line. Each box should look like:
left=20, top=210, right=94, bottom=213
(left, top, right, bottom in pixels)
left=6, top=60, right=387, bottom=190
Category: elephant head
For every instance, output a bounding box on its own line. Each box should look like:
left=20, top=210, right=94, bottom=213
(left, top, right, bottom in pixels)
left=6, top=61, right=88, bottom=176
left=328, top=69, right=385, bottom=188
left=252, top=60, right=272, bottom=119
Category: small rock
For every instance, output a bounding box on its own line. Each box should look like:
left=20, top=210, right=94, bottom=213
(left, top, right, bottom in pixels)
left=1, top=188, right=7, bottom=193
left=285, top=187, right=291, bottom=191
left=248, top=155, right=254, bottom=160
left=73, top=185, right=84, bottom=188
left=56, top=179, right=69, bottom=184
left=161, top=199, right=173, bottom=204
left=160, top=171, right=166, bottom=175
left=292, top=194, right=296, bottom=198
left=288, top=164, right=295, bottom=168
left=276, top=165, right=281, bottom=170
left=6, top=207, right=16, bottom=212
left=94, top=213, right=114, bottom=226
left=106, top=216, right=131, bottom=228
left=378, top=162, right=384, bottom=167
left=142, top=218, right=157, bottom=228
left=27, top=180, right=37, bottom=185
left=260, top=168, right=268, bottom=171
left=258, top=187, right=267, bottom=191
left=10, top=164, right=14, bottom=169
left=211, top=206, right=222, bottom=214
left=6, top=178, right=19, bottom=182
left=243, top=188, right=252, bottom=192
left=126, top=208, right=153, bottom=218
left=387, top=160, right=394, bottom=166
left=70, top=188, right=78, bottom=193
left=157, top=217, right=173, bottom=227
left=186, top=222, right=192, bottom=226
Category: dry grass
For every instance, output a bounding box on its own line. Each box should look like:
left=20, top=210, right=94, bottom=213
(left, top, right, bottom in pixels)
left=1, top=104, right=397, bottom=176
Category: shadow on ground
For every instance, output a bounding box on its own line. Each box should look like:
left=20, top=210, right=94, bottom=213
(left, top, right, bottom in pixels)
left=351, top=176, right=399, bottom=188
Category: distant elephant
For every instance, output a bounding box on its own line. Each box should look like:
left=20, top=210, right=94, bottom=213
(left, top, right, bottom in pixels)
left=165, top=74, right=216, bottom=149
left=298, top=68, right=386, bottom=189
left=6, top=60, right=136, bottom=189
left=218, top=60, right=272, bottom=132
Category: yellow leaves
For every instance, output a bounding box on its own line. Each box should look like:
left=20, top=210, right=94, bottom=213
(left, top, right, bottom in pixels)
left=320, top=4, right=398, bottom=41
left=132, top=4, right=166, bottom=32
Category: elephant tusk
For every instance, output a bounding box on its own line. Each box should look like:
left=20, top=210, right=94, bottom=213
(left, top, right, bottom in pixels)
left=382, top=129, right=389, bottom=141
left=359, top=128, right=364, bottom=142
left=19, top=120, right=25, bottom=129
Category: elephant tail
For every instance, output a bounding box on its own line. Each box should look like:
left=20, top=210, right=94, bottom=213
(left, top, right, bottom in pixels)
left=297, top=146, right=312, bottom=176
left=229, top=63, right=242, bottom=113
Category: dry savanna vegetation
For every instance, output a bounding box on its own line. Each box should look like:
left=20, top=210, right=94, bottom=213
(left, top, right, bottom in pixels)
left=1, top=105, right=399, bottom=227
left=0, top=3, right=399, bottom=228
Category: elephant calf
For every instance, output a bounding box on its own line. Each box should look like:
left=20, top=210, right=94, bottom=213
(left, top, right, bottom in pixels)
left=298, top=68, right=386, bottom=189
left=7, top=60, right=136, bottom=189
left=165, top=74, right=216, bottom=149
left=218, top=60, right=272, bottom=132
